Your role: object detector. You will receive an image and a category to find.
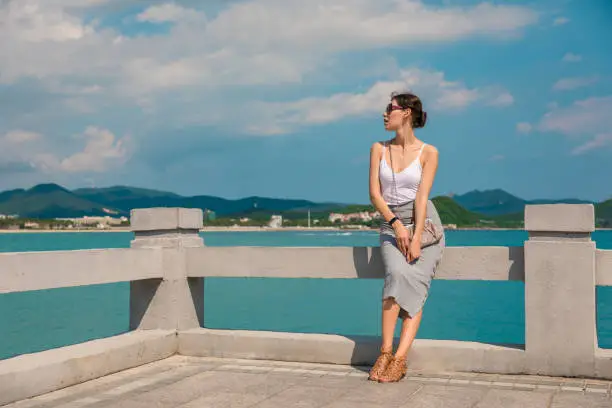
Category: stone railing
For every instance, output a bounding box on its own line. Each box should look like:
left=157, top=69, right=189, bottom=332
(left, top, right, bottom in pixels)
left=1, top=204, right=611, bottom=405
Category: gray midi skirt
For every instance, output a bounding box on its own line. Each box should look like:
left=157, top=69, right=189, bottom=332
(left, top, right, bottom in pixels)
left=379, top=200, right=445, bottom=318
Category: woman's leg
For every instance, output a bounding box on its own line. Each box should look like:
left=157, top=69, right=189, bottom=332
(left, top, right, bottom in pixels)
left=395, top=309, right=423, bottom=358
left=369, top=296, right=400, bottom=380
left=377, top=307, right=420, bottom=383
left=381, top=297, right=401, bottom=352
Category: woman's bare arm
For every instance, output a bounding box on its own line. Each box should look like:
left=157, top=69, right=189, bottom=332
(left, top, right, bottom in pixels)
left=413, top=145, right=439, bottom=241
left=369, top=142, right=396, bottom=222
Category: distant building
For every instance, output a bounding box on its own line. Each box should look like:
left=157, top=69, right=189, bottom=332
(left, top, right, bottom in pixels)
left=268, top=215, right=282, bottom=228
left=204, top=209, right=216, bottom=221
left=328, top=211, right=380, bottom=224
left=55, top=216, right=128, bottom=226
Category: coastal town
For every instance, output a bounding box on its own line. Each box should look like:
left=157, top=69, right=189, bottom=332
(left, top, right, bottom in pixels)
left=0, top=214, right=130, bottom=231
left=0, top=209, right=459, bottom=231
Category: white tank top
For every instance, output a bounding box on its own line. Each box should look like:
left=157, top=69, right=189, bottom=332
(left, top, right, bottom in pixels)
left=379, top=142, right=426, bottom=205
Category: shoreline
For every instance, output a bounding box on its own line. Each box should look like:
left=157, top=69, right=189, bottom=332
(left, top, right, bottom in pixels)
left=2, top=227, right=610, bottom=234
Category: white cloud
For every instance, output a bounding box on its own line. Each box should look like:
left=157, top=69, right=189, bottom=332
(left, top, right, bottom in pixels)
left=487, top=92, right=514, bottom=107
left=516, top=122, right=532, bottom=134
left=489, top=154, right=505, bottom=161
left=562, top=53, right=582, bottom=63
left=245, top=68, right=514, bottom=134
left=0, top=0, right=537, bottom=140
left=136, top=3, right=203, bottom=24
left=0, top=127, right=129, bottom=174
left=538, top=95, right=612, bottom=137
left=208, top=1, right=537, bottom=52
left=58, top=126, right=129, bottom=172
left=553, top=17, right=570, bottom=26
left=571, top=134, right=612, bottom=155
left=1, top=1, right=95, bottom=43
left=0, top=0, right=538, bottom=91
left=552, top=76, right=598, bottom=91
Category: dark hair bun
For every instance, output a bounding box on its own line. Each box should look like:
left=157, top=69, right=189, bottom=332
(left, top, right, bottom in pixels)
left=413, top=110, right=427, bottom=128
left=392, top=92, right=427, bottom=129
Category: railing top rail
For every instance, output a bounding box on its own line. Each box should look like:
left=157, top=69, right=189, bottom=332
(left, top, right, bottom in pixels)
left=0, top=248, right=163, bottom=294
left=185, top=246, right=525, bottom=281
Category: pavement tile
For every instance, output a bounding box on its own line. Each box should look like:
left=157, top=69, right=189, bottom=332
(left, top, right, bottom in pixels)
left=299, top=375, right=363, bottom=389
left=512, top=383, right=537, bottom=391
left=337, top=381, right=422, bottom=405
left=325, top=401, right=387, bottom=408
left=178, top=392, right=269, bottom=408
left=550, top=392, right=612, bottom=408
left=400, top=384, right=487, bottom=408
left=251, top=385, right=350, bottom=408
left=585, top=386, right=609, bottom=395
left=110, top=371, right=270, bottom=407
left=470, top=380, right=494, bottom=387
left=561, top=385, right=587, bottom=392
left=7, top=357, right=612, bottom=408
left=474, top=389, right=554, bottom=408
left=448, top=378, right=471, bottom=386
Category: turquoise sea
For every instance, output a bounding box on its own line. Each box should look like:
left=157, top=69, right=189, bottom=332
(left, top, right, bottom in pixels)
left=1, top=230, right=612, bottom=361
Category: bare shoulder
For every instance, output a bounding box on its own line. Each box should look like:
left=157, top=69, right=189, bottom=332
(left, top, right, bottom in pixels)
left=370, top=140, right=386, bottom=155
left=423, top=143, right=439, bottom=157
left=371, top=140, right=387, bottom=149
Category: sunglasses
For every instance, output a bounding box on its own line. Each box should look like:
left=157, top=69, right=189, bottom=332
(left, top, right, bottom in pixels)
left=385, top=103, right=408, bottom=114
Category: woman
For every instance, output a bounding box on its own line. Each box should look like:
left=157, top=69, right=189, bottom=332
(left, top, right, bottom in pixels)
left=367, top=90, right=445, bottom=383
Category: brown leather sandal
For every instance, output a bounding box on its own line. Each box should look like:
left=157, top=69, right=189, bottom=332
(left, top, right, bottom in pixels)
left=377, top=355, right=407, bottom=383
left=368, top=350, right=393, bottom=381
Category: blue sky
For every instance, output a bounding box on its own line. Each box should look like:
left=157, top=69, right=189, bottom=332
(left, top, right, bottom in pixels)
left=1, top=0, right=611, bottom=204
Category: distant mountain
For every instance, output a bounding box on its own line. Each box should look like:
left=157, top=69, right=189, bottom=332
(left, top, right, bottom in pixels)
left=0, top=183, right=121, bottom=218
left=1, top=184, right=346, bottom=218
left=0, top=184, right=608, bottom=227
left=453, top=189, right=525, bottom=215
left=453, top=189, right=593, bottom=216
left=72, top=186, right=184, bottom=213
left=432, top=196, right=485, bottom=226
left=74, top=186, right=345, bottom=216
left=73, top=186, right=182, bottom=203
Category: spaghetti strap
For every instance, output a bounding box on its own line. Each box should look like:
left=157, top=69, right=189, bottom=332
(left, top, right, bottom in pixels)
left=416, top=143, right=426, bottom=160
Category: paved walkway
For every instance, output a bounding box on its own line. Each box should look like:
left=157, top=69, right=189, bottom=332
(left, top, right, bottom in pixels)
left=5, top=356, right=612, bottom=408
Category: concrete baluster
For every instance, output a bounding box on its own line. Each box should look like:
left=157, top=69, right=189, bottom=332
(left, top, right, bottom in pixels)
left=524, top=204, right=596, bottom=377
left=129, top=208, right=204, bottom=331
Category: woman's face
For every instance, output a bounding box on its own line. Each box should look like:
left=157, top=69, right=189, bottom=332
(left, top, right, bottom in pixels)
left=383, top=98, right=409, bottom=131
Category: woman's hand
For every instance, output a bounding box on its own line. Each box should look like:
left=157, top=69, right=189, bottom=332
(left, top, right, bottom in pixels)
left=393, top=222, right=410, bottom=257
left=408, top=238, right=421, bottom=263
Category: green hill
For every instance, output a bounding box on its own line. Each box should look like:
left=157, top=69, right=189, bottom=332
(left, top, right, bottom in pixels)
left=432, top=196, right=484, bottom=226
left=453, top=188, right=593, bottom=216
left=0, top=184, right=120, bottom=218
left=596, top=199, right=612, bottom=227
left=453, top=189, right=526, bottom=215
left=73, top=186, right=182, bottom=203
left=0, top=184, right=608, bottom=228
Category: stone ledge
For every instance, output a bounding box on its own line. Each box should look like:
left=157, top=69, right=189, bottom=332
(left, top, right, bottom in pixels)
left=177, top=328, right=526, bottom=375
left=130, top=208, right=203, bottom=232
left=0, top=330, right=176, bottom=406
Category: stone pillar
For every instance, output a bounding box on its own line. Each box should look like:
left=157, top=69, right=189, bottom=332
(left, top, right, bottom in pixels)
left=524, top=204, right=596, bottom=377
left=129, top=208, right=205, bottom=331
